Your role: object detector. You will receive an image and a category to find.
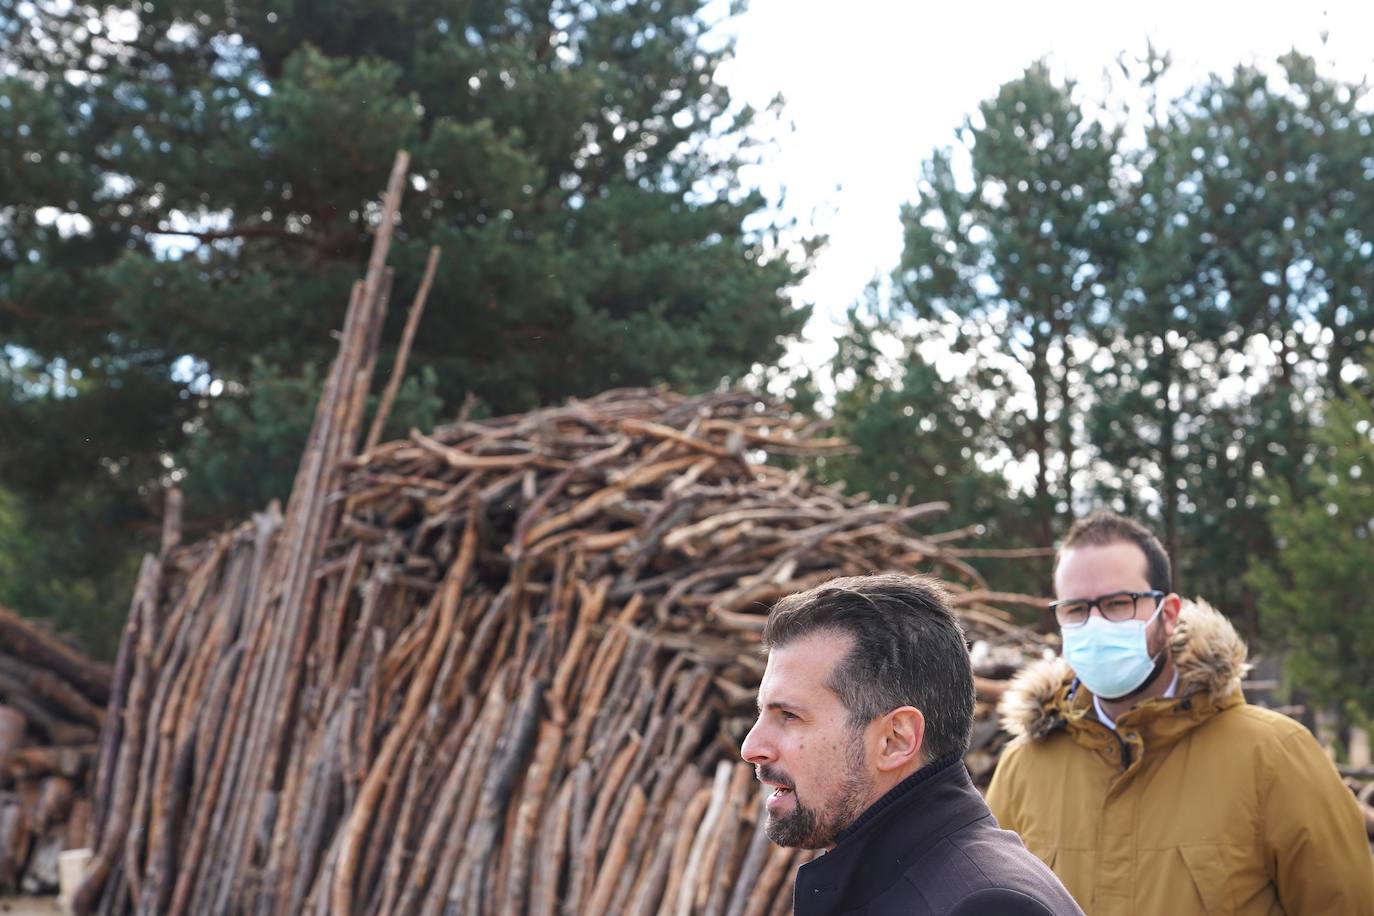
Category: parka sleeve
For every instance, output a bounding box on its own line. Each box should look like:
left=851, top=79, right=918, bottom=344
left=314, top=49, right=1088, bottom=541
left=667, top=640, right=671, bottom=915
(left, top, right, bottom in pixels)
left=1261, top=726, right=1374, bottom=913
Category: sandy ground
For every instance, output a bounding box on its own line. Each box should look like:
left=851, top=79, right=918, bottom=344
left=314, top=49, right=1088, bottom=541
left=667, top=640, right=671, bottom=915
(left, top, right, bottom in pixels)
left=0, top=898, right=60, bottom=915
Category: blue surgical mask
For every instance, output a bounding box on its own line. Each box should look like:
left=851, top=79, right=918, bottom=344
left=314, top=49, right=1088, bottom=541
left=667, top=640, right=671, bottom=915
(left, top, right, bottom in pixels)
left=1061, top=604, right=1164, bottom=700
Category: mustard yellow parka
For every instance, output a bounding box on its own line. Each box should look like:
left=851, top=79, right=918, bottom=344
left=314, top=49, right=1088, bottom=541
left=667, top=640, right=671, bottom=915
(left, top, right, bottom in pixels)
left=986, top=599, right=1374, bottom=916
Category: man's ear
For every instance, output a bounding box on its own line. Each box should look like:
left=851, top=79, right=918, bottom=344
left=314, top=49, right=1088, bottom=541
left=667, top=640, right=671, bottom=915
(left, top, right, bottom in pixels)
left=874, top=706, right=925, bottom=773
left=1162, top=593, right=1183, bottom=633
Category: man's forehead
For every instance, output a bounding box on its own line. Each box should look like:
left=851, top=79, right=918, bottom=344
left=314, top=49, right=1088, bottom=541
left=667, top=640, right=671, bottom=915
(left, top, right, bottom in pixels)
left=759, top=630, right=852, bottom=697
left=1055, top=540, right=1152, bottom=592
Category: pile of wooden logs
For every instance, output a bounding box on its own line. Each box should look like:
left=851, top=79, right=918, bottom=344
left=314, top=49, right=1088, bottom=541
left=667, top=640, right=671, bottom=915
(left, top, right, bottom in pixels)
left=73, top=153, right=1051, bottom=915
left=1342, top=770, right=1374, bottom=845
left=0, top=605, right=110, bottom=894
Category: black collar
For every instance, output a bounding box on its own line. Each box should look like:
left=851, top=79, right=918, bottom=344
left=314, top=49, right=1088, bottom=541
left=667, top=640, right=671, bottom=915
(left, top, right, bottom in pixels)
left=833, top=752, right=964, bottom=845
left=794, top=753, right=988, bottom=914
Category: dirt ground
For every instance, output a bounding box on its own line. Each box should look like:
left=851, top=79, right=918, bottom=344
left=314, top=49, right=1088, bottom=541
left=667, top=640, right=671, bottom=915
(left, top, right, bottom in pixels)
left=0, top=898, right=60, bottom=915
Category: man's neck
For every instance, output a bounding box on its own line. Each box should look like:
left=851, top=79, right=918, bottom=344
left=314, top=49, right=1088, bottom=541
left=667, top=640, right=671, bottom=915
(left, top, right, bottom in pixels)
left=861, top=756, right=925, bottom=812
left=831, top=754, right=958, bottom=850
left=1097, top=654, right=1177, bottom=723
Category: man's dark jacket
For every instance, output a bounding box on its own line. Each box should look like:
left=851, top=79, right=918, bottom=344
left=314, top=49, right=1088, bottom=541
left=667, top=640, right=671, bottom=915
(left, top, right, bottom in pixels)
left=792, top=755, right=1083, bottom=916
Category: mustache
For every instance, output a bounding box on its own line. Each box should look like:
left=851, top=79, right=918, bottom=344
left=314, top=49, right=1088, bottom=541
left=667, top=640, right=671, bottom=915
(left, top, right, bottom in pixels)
left=756, top=764, right=794, bottom=790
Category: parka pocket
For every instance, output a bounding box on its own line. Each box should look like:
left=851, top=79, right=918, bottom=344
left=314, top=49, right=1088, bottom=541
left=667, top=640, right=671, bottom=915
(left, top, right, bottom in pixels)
left=1178, top=845, right=1234, bottom=915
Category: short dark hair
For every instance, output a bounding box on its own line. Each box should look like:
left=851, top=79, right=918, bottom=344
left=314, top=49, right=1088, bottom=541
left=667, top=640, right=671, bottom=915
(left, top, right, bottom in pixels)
left=1058, top=511, right=1172, bottom=593
left=762, top=573, right=974, bottom=762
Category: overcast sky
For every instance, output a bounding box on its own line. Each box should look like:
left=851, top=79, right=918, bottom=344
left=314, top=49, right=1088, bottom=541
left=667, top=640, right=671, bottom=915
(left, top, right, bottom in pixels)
left=714, top=1, right=1374, bottom=363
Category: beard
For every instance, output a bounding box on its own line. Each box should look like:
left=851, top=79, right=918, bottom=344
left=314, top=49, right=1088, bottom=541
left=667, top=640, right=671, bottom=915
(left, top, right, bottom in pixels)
left=758, top=733, right=870, bottom=849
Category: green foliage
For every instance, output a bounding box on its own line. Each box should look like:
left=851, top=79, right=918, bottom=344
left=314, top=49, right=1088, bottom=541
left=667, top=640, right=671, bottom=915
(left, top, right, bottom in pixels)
left=0, top=0, right=809, bottom=651
left=1249, top=365, right=1374, bottom=721
left=0, top=486, right=134, bottom=658
left=822, top=303, right=1049, bottom=600
left=825, top=307, right=996, bottom=512
left=1085, top=51, right=1374, bottom=619
left=176, top=358, right=444, bottom=522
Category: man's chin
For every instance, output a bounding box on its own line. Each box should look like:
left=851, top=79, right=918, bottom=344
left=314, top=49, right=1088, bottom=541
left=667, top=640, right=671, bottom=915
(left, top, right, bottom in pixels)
left=1101, top=652, right=1172, bottom=703
left=765, top=810, right=833, bottom=850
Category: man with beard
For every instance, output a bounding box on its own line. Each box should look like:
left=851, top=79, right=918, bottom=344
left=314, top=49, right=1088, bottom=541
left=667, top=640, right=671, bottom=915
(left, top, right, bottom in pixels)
left=741, top=574, right=1082, bottom=916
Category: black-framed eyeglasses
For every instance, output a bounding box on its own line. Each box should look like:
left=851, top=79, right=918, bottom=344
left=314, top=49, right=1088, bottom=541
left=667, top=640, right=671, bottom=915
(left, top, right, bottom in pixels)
left=1048, top=590, right=1165, bottom=628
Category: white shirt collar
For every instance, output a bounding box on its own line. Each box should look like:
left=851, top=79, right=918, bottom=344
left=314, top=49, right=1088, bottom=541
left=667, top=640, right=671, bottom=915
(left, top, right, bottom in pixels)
left=1094, top=669, right=1179, bottom=732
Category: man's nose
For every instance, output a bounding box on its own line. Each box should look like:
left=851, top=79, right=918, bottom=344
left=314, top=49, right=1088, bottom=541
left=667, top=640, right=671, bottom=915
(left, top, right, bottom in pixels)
left=740, top=718, right=774, bottom=765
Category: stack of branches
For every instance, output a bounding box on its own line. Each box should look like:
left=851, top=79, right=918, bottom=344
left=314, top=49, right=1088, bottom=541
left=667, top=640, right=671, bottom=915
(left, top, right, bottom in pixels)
left=0, top=604, right=112, bottom=894
left=74, top=153, right=1052, bottom=915
left=1340, top=770, right=1374, bottom=845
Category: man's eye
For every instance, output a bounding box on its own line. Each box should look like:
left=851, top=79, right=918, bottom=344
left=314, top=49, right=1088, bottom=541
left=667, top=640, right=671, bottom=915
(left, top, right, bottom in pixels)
left=779, top=711, right=798, bottom=721
left=1102, top=597, right=1135, bottom=614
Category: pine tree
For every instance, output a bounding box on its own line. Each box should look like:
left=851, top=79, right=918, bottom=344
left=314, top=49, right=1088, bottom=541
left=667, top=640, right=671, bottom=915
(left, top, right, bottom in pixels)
left=822, top=303, right=1046, bottom=598
left=893, top=61, right=1124, bottom=553
left=0, top=0, right=810, bottom=650
left=1248, top=362, right=1374, bottom=720
left=1153, top=53, right=1373, bottom=620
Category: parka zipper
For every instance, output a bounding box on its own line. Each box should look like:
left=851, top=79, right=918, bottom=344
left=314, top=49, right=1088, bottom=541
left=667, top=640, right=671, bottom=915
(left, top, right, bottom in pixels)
left=1116, top=730, right=1132, bottom=769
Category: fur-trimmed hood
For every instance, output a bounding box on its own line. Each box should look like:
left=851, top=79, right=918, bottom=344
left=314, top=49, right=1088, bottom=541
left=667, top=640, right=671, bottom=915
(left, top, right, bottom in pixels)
left=999, top=598, right=1249, bottom=741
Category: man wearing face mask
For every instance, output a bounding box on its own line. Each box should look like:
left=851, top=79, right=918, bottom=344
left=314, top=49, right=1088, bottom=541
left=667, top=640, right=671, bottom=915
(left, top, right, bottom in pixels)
left=986, top=512, right=1374, bottom=915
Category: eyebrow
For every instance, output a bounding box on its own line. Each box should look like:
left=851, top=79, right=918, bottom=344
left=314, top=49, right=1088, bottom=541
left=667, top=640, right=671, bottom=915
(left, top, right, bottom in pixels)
left=758, top=699, right=804, bottom=715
